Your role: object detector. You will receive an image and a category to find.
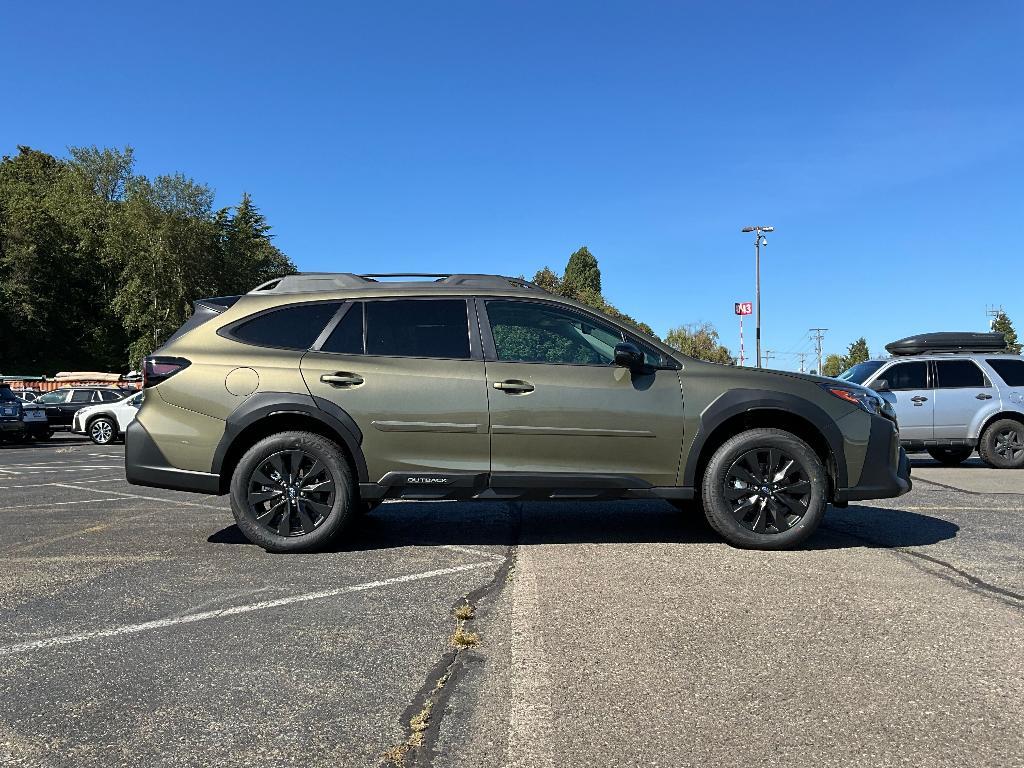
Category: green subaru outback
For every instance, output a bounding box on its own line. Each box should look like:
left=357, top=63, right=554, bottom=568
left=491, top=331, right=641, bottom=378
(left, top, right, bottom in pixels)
left=126, top=273, right=910, bottom=552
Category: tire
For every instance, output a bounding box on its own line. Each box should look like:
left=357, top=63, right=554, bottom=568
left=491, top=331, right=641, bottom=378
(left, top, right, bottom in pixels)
left=978, top=418, right=1024, bottom=469
left=701, top=428, right=828, bottom=550
left=88, top=417, right=117, bottom=445
left=35, top=430, right=53, bottom=441
left=926, top=446, right=973, bottom=466
left=229, top=431, right=355, bottom=553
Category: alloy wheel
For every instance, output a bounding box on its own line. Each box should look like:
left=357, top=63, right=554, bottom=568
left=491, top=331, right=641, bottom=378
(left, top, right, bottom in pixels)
left=247, top=449, right=336, bottom=537
left=994, top=427, right=1024, bottom=463
left=724, top=447, right=812, bottom=534
left=90, top=420, right=113, bottom=444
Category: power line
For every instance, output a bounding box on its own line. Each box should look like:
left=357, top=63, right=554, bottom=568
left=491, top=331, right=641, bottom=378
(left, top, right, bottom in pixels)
left=809, top=328, right=828, bottom=374
left=763, top=349, right=776, bottom=366
left=795, top=352, right=808, bottom=373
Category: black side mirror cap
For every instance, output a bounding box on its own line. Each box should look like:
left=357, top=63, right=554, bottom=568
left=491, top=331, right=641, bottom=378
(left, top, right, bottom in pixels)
left=614, top=342, right=646, bottom=372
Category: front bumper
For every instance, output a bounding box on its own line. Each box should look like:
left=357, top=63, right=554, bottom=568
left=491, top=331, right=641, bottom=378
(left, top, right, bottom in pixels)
left=834, top=415, right=912, bottom=502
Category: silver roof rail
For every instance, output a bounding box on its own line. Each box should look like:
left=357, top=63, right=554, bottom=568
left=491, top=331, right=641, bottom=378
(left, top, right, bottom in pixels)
left=249, top=272, right=546, bottom=295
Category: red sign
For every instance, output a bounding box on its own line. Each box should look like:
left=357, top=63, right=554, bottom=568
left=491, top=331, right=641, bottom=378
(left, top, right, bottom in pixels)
left=734, top=302, right=753, bottom=316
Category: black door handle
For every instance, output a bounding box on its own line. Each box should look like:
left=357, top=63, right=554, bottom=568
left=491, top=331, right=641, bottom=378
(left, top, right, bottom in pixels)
left=976, top=393, right=993, bottom=400
left=493, top=380, right=535, bottom=394
left=910, top=396, right=928, bottom=403
left=320, top=373, right=364, bottom=388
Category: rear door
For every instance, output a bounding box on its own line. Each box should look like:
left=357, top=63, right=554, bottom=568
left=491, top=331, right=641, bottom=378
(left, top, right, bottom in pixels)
left=873, top=361, right=932, bottom=440
left=479, top=298, right=684, bottom=487
left=933, top=359, right=993, bottom=439
left=301, top=298, right=490, bottom=482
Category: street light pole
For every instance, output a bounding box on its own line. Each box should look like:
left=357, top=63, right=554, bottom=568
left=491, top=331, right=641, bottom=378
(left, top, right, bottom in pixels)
left=741, top=226, right=774, bottom=368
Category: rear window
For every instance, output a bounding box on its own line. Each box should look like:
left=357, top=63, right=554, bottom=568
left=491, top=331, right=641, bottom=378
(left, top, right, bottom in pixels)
left=935, top=360, right=987, bottom=388
left=229, top=302, right=342, bottom=350
left=987, top=358, right=1024, bottom=386
left=365, top=299, right=470, bottom=359
left=0, top=387, right=17, bottom=403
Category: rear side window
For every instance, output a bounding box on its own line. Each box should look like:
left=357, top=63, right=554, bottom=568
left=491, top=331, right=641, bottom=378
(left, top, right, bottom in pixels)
left=935, top=360, right=987, bottom=388
left=365, top=300, right=470, bottom=359
left=71, top=390, right=93, bottom=403
left=321, top=303, right=365, bottom=354
left=230, top=302, right=342, bottom=350
left=986, top=358, right=1024, bottom=386
left=883, top=361, right=928, bottom=390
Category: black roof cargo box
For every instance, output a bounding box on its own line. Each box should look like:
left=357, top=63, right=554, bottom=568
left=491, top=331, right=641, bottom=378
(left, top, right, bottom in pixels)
left=885, top=332, right=1007, bottom=356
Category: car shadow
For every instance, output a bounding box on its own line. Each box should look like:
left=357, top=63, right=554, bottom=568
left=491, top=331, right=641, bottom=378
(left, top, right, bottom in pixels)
left=207, top=499, right=959, bottom=552
left=909, top=455, right=987, bottom=470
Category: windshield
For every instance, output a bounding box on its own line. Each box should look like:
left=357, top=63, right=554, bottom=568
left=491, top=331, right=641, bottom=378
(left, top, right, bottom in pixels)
left=836, top=360, right=886, bottom=384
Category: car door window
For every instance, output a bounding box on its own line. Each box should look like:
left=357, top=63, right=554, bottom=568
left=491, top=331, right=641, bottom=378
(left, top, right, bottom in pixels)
left=935, top=360, right=988, bottom=388
left=71, top=390, right=93, bottom=404
left=320, top=303, right=365, bottom=354
left=100, top=390, right=121, bottom=402
left=485, top=300, right=623, bottom=365
left=883, top=361, right=928, bottom=390
left=364, top=299, right=470, bottom=359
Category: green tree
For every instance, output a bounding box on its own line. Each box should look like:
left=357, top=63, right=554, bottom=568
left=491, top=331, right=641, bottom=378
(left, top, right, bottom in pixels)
left=992, top=310, right=1021, bottom=354
left=561, top=245, right=601, bottom=298
left=665, top=322, right=734, bottom=364
left=844, top=337, right=870, bottom=366
left=822, top=353, right=845, bottom=377
left=530, top=265, right=561, bottom=293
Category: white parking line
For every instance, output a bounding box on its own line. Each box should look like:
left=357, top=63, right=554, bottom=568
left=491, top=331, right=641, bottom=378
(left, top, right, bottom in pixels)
left=0, top=478, right=122, bottom=490
left=50, top=483, right=217, bottom=508
left=0, top=560, right=496, bottom=657
left=438, top=544, right=506, bottom=561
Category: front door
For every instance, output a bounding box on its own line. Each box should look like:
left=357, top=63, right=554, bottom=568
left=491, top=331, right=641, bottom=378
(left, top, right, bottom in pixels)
left=874, top=360, right=932, bottom=441
left=301, top=298, right=489, bottom=481
left=479, top=298, right=685, bottom=487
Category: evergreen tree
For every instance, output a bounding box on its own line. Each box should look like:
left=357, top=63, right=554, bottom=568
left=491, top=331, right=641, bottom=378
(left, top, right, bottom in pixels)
left=561, top=246, right=601, bottom=298
left=992, top=311, right=1021, bottom=354
left=845, top=337, right=870, bottom=366
left=665, top=322, right=734, bottom=365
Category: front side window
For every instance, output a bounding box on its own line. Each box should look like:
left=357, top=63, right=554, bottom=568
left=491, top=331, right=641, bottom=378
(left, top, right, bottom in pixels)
left=935, top=360, right=987, bottom=389
left=364, top=299, right=470, bottom=359
left=486, top=300, right=624, bottom=365
left=230, top=302, right=342, bottom=350
left=986, top=358, right=1024, bottom=387
left=883, top=361, right=928, bottom=390
left=37, top=390, right=68, bottom=404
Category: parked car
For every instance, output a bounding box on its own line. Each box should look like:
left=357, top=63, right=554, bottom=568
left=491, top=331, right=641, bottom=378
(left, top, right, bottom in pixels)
left=35, top=387, right=136, bottom=430
left=838, top=332, right=1024, bottom=468
left=126, top=272, right=910, bottom=553
left=72, top=390, right=144, bottom=444
left=0, top=385, right=27, bottom=442
left=13, top=389, right=41, bottom=402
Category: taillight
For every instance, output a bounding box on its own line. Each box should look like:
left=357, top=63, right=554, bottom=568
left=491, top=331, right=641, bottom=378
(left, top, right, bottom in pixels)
left=143, top=356, right=191, bottom=388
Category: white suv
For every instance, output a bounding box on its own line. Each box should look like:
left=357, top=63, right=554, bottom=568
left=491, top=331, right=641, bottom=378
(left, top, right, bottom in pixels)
left=839, top=334, right=1024, bottom=468
left=71, top=391, right=145, bottom=445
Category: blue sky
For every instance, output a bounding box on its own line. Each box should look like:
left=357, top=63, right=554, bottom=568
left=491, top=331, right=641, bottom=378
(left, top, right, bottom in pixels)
left=3, top=2, right=1022, bottom=370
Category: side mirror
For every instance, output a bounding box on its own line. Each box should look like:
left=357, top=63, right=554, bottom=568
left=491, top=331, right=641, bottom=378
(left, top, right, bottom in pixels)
left=614, top=342, right=646, bottom=372
left=870, top=379, right=890, bottom=392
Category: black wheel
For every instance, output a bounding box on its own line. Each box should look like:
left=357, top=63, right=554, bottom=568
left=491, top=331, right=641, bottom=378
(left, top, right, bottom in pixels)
left=229, top=431, right=355, bottom=553
left=926, top=446, right=973, bottom=466
left=978, top=418, right=1024, bottom=469
left=88, top=417, right=117, bottom=445
left=701, top=428, right=828, bottom=550
left=34, top=429, right=53, bottom=441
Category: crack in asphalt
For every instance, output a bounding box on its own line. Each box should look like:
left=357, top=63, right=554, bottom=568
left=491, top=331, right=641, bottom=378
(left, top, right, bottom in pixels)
left=822, top=520, right=1024, bottom=610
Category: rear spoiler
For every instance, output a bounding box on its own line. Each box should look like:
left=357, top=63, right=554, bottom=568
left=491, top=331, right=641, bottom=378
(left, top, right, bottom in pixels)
left=161, top=295, right=242, bottom=347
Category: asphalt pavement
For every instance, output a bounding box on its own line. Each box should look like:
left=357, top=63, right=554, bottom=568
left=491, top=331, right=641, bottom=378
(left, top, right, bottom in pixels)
left=1, top=436, right=1021, bottom=767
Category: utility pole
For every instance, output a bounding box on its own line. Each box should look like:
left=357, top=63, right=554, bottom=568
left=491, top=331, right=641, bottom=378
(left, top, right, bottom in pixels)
left=763, top=350, right=776, bottom=366
left=809, top=328, right=828, bottom=375
left=796, top=352, right=808, bottom=373
left=986, top=304, right=1004, bottom=330
left=740, top=225, right=774, bottom=367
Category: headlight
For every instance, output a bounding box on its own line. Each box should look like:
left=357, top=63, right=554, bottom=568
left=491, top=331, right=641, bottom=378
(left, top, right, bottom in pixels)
left=820, top=384, right=884, bottom=416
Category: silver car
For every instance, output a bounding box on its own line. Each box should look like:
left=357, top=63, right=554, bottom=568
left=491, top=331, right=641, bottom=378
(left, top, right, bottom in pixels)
left=839, top=349, right=1024, bottom=468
